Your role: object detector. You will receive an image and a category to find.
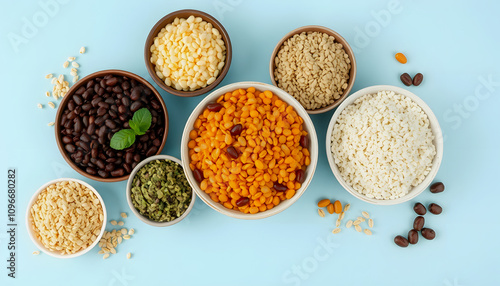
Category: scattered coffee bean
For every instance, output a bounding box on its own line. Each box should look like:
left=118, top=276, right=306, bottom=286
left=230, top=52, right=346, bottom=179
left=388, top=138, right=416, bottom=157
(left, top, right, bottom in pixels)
left=430, top=182, right=445, bottom=193
left=412, top=73, right=423, bottom=86
left=408, top=229, right=419, bottom=244
left=400, top=73, right=412, bottom=86
left=421, top=228, right=436, bottom=240
left=428, top=203, right=442, bottom=215
left=413, top=202, right=427, bottom=215
left=413, top=216, right=425, bottom=231
left=394, top=235, right=410, bottom=247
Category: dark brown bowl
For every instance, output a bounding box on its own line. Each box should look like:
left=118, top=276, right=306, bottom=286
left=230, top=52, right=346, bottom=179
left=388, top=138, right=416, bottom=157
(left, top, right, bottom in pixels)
left=144, top=9, right=232, bottom=97
left=269, top=25, right=357, bottom=114
left=55, top=69, right=169, bottom=182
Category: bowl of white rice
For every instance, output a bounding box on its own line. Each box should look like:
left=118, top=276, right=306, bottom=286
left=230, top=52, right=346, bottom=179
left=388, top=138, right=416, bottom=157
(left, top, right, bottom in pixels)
left=326, top=85, right=443, bottom=205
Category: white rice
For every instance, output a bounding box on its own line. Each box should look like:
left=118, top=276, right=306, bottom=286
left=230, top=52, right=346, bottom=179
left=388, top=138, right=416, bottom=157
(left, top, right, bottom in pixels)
left=331, top=90, right=436, bottom=200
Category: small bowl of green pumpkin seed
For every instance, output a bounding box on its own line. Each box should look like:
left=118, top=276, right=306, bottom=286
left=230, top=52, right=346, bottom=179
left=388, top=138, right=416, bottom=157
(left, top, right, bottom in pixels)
left=126, top=155, right=195, bottom=227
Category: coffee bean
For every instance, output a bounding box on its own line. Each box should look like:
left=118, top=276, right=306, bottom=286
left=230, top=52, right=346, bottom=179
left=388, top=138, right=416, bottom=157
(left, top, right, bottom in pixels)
left=430, top=182, right=445, bottom=193
left=65, top=144, right=76, bottom=153
left=123, top=163, right=132, bottom=174
left=86, top=167, right=97, bottom=175
left=421, top=228, right=436, bottom=240
left=98, top=170, right=109, bottom=178
left=413, top=202, right=427, bottom=215
left=400, top=73, right=412, bottom=86
left=408, top=229, right=419, bottom=244
left=428, top=203, right=442, bottom=215
left=207, top=103, right=223, bottom=112
left=130, top=101, right=143, bottom=112
left=145, top=146, right=157, bottom=157
left=412, top=73, right=423, bottom=86
left=73, top=95, right=83, bottom=105
left=413, top=216, right=425, bottom=231
left=125, top=152, right=133, bottom=164
left=394, top=235, right=409, bottom=247
left=62, top=136, right=73, bottom=144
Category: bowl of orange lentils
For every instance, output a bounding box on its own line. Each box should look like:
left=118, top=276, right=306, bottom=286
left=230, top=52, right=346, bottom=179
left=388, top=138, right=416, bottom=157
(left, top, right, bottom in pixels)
left=181, top=82, right=318, bottom=219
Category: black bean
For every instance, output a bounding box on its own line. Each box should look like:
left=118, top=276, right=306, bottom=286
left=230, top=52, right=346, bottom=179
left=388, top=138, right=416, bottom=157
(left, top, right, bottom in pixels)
left=130, top=89, right=141, bottom=101
left=98, top=101, right=110, bottom=109
left=121, top=81, right=130, bottom=90
left=77, top=141, right=90, bottom=152
left=408, top=229, right=419, bottom=245
left=91, top=97, right=103, bottom=107
left=67, top=100, right=75, bottom=111
left=97, top=107, right=107, bottom=116
left=75, top=86, right=86, bottom=95
left=86, top=167, right=97, bottom=175
left=110, top=168, right=125, bottom=177
left=82, top=116, right=89, bottom=127
left=105, top=163, right=115, bottom=172
left=152, top=138, right=161, bottom=147
left=91, top=148, right=98, bottom=159
left=133, top=154, right=141, bottom=162
left=94, top=116, right=105, bottom=126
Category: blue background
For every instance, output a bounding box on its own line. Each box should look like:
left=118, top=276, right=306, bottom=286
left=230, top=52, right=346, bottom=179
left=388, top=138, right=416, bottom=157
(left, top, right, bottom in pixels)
left=1, top=0, right=499, bottom=285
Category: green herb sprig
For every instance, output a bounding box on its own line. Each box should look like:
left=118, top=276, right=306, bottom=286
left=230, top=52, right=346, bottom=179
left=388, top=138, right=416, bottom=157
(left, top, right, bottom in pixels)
left=110, top=108, right=152, bottom=150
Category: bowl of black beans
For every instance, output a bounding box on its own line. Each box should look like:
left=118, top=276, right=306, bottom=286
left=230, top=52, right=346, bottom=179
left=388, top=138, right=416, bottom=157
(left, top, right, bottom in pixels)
left=55, top=70, right=169, bottom=182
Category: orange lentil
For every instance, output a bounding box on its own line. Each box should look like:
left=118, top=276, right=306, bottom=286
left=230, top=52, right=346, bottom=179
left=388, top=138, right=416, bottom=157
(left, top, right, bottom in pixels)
left=188, top=88, right=310, bottom=214
left=395, top=52, right=407, bottom=64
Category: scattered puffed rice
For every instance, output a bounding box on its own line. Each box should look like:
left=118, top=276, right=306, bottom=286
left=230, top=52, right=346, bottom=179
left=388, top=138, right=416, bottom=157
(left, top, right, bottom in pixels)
left=73, top=76, right=79, bottom=83
left=118, top=221, right=124, bottom=226
left=45, top=73, right=53, bottom=79
left=103, top=253, right=110, bottom=259
left=70, top=70, right=77, bottom=77
left=335, top=219, right=341, bottom=227
left=32, top=251, right=40, bottom=255
left=357, top=217, right=366, bottom=222
left=47, top=122, right=55, bottom=126
left=48, top=102, right=55, bottom=109
left=80, top=47, right=86, bottom=54
left=332, top=228, right=341, bottom=234
left=128, top=228, right=135, bottom=235
left=368, top=219, right=374, bottom=228
left=121, top=213, right=127, bottom=218
left=120, top=228, right=127, bottom=235
left=353, top=219, right=361, bottom=226
left=37, top=103, right=43, bottom=109
left=68, top=57, right=75, bottom=61
left=72, top=62, right=80, bottom=68
left=45, top=91, right=50, bottom=97
left=63, top=61, right=69, bottom=68
left=127, top=252, right=131, bottom=259
left=364, top=229, right=372, bottom=235
left=123, top=235, right=131, bottom=240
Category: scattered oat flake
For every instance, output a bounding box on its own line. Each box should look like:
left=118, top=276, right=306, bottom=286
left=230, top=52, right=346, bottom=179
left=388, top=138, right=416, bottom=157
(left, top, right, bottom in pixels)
left=318, top=209, right=325, bottom=217
left=63, top=61, right=69, bottom=68
left=127, top=252, right=131, bottom=259
left=120, top=228, right=127, bottom=235
left=32, top=251, right=40, bottom=255
left=45, top=73, right=53, bottom=79
left=110, top=220, right=117, bottom=226
left=362, top=211, right=370, bottom=219
left=68, top=56, right=75, bottom=61
left=45, top=91, right=50, bottom=97
left=332, top=228, right=341, bottom=234
left=339, top=212, right=345, bottom=221
left=118, top=221, right=124, bottom=226
left=344, top=204, right=350, bottom=212
left=72, top=62, right=80, bottom=68
left=80, top=47, right=86, bottom=54
left=118, top=237, right=123, bottom=244
left=355, top=225, right=362, bottom=232
left=103, top=253, right=110, bottom=259
left=98, top=250, right=104, bottom=254
left=346, top=220, right=353, bottom=228
left=128, top=228, right=135, bottom=235
left=364, top=229, right=372, bottom=235
left=121, top=212, right=128, bottom=218
left=335, top=219, right=340, bottom=227
left=368, top=219, right=374, bottom=228
left=47, top=122, right=55, bottom=126
left=353, top=220, right=361, bottom=226
left=48, top=102, right=55, bottom=109
left=37, top=103, right=43, bottom=109
left=110, top=248, right=117, bottom=254
left=73, top=76, right=79, bottom=83
left=123, top=235, right=131, bottom=240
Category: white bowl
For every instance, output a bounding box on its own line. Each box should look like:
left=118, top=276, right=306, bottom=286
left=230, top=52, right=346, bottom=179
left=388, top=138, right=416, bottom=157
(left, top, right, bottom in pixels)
left=25, top=178, right=107, bottom=258
left=181, top=81, right=319, bottom=219
left=126, top=155, right=196, bottom=227
left=325, top=85, right=444, bottom=205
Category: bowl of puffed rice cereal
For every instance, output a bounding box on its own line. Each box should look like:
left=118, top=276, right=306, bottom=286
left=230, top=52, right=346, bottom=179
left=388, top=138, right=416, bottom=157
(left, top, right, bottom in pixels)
left=145, top=9, right=232, bottom=97
left=326, top=85, right=443, bottom=205
left=26, top=178, right=106, bottom=258
left=270, top=25, right=356, bottom=114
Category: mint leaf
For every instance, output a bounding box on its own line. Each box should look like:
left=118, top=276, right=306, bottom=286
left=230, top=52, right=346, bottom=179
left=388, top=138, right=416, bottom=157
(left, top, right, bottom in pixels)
left=129, top=120, right=145, bottom=136
left=130, top=108, right=152, bottom=135
left=110, top=129, right=136, bottom=150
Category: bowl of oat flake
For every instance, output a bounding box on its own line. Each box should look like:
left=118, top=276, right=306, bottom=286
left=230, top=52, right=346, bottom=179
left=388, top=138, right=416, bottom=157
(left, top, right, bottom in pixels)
left=326, top=85, right=443, bottom=205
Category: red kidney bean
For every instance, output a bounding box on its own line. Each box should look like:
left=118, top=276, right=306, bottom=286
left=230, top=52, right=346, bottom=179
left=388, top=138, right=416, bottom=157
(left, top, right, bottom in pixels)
left=91, top=97, right=102, bottom=107
left=207, top=103, right=223, bottom=112
left=86, top=167, right=97, bottom=175
left=105, top=164, right=115, bottom=172
left=413, top=216, right=425, bottom=231
left=421, top=228, right=435, bottom=240
left=394, top=235, right=409, bottom=247
left=227, top=146, right=239, bottom=159
left=413, top=202, right=427, bottom=215
left=151, top=100, right=160, bottom=110
left=296, top=169, right=305, bottom=183
left=236, top=197, right=250, bottom=207
left=299, top=135, right=308, bottom=148
left=112, top=86, right=122, bottom=93
left=428, top=203, right=442, bottom=215
left=430, top=182, right=445, bottom=193
left=408, top=229, right=419, bottom=244
left=118, top=105, right=127, bottom=114
left=230, top=124, right=243, bottom=136
left=193, top=169, right=203, bottom=183
left=96, top=159, right=105, bottom=170
left=273, top=182, right=287, bottom=192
